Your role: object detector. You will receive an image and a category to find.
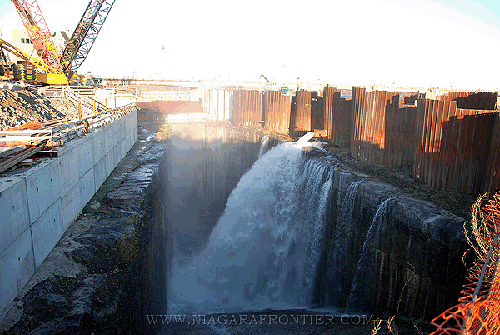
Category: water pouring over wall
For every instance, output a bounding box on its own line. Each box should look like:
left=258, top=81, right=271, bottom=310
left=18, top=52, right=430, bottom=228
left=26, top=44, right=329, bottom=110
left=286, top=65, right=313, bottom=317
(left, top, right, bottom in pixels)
left=161, top=125, right=467, bottom=325
left=168, top=133, right=334, bottom=314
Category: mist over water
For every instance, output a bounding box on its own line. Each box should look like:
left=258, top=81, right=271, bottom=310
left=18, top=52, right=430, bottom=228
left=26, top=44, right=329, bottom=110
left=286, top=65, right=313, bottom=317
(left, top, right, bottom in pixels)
left=168, top=135, right=334, bottom=315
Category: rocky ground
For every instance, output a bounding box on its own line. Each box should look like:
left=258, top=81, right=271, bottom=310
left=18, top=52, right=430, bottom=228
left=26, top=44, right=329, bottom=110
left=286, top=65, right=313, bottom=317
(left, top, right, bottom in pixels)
left=322, top=144, right=475, bottom=221
left=0, top=87, right=80, bottom=130
left=0, top=88, right=63, bottom=130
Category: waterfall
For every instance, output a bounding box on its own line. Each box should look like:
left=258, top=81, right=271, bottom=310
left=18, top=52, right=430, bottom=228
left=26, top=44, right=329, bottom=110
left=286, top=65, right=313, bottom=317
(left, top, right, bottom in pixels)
left=258, top=135, right=270, bottom=158
left=168, top=134, right=333, bottom=314
left=346, top=197, right=396, bottom=311
left=339, top=181, right=362, bottom=228
left=323, top=180, right=363, bottom=305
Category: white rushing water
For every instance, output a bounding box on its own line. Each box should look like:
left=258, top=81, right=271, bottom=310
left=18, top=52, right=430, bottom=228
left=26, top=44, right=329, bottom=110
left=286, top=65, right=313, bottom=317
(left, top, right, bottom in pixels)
left=346, top=197, right=395, bottom=310
left=168, top=133, right=333, bottom=315
left=257, top=135, right=270, bottom=158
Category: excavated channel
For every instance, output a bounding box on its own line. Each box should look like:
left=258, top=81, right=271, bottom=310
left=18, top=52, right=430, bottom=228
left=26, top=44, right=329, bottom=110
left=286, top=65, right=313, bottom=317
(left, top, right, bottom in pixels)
left=0, top=122, right=466, bottom=335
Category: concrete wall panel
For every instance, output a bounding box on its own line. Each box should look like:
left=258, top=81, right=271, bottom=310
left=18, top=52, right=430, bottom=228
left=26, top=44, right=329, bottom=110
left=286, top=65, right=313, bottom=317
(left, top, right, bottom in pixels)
left=113, top=144, right=122, bottom=169
left=113, top=121, right=121, bottom=148
left=0, top=109, right=138, bottom=323
left=104, top=122, right=116, bottom=154
left=31, top=200, right=63, bottom=268
left=61, top=183, right=80, bottom=230
left=26, top=160, right=60, bottom=224
left=0, top=177, right=30, bottom=255
left=94, top=156, right=108, bottom=191
left=79, top=168, right=96, bottom=209
left=125, top=112, right=132, bottom=131
left=76, top=135, right=94, bottom=179
left=92, top=129, right=106, bottom=165
left=105, top=151, right=116, bottom=177
left=58, top=146, right=79, bottom=199
left=0, top=228, right=35, bottom=321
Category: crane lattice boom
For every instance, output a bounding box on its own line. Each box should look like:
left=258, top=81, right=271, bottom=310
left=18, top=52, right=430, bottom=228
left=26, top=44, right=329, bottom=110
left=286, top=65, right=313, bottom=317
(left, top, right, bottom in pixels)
left=11, top=0, right=63, bottom=73
left=61, top=0, right=116, bottom=77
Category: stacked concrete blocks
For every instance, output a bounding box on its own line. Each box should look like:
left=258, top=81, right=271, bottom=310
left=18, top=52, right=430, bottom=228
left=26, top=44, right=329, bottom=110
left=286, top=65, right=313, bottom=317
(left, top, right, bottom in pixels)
left=0, top=109, right=138, bottom=322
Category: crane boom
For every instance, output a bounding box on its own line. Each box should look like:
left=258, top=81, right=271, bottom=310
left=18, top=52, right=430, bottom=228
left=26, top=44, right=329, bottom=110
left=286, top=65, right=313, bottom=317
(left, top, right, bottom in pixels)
left=61, top=0, right=116, bottom=78
left=11, top=0, right=63, bottom=73
left=0, top=37, right=61, bottom=74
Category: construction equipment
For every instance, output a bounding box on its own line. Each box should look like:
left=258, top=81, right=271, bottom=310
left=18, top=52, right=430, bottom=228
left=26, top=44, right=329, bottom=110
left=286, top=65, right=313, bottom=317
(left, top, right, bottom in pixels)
left=11, top=0, right=63, bottom=73
left=4, top=0, right=116, bottom=85
left=0, top=47, right=14, bottom=80
left=0, top=37, right=68, bottom=84
left=60, top=0, right=116, bottom=79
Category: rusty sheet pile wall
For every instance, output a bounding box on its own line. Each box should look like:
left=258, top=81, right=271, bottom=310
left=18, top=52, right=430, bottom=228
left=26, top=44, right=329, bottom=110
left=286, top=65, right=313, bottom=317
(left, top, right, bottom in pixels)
left=290, top=90, right=312, bottom=132
left=384, top=99, right=418, bottom=166
left=485, top=115, right=500, bottom=194
left=263, top=91, right=292, bottom=133
left=311, top=92, right=324, bottom=130
left=232, top=90, right=262, bottom=127
left=324, top=86, right=352, bottom=147
left=351, top=87, right=403, bottom=165
left=414, top=98, right=498, bottom=194
left=211, top=87, right=500, bottom=195
left=440, top=91, right=497, bottom=110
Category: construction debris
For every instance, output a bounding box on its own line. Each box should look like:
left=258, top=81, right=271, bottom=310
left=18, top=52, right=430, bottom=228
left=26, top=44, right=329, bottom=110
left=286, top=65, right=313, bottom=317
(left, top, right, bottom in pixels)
left=0, top=88, right=66, bottom=130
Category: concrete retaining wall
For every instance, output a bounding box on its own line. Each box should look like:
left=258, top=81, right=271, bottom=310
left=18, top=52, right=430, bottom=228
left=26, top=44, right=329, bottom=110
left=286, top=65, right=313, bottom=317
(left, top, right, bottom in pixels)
left=0, top=110, right=137, bottom=322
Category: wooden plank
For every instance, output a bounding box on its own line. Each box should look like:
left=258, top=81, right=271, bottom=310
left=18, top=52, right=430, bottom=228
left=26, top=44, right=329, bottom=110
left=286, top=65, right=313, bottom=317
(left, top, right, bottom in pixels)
left=0, top=130, right=52, bottom=135
left=0, top=146, right=26, bottom=159
left=0, top=143, right=45, bottom=174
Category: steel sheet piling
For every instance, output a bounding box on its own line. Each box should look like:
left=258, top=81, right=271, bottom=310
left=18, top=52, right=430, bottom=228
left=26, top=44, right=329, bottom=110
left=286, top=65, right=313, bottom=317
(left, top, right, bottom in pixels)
left=226, top=86, right=499, bottom=195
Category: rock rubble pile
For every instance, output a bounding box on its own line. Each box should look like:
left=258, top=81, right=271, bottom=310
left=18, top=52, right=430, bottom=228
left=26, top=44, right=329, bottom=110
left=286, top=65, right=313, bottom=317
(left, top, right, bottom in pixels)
left=0, top=88, right=66, bottom=130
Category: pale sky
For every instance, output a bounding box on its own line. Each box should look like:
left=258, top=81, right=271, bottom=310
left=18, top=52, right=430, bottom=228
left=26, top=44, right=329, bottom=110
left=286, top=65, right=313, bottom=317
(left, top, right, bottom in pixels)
left=1, top=0, right=499, bottom=90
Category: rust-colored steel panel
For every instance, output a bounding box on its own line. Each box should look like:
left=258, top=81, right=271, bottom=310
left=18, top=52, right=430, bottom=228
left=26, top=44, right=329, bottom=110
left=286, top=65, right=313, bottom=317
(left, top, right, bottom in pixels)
left=351, top=88, right=400, bottom=164
left=263, top=91, right=292, bottom=133
left=311, top=92, right=324, bottom=130
left=442, top=91, right=497, bottom=110
left=324, top=86, right=338, bottom=143
left=291, top=89, right=312, bottom=132
left=232, top=90, right=262, bottom=127
left=412, top=92, right=498, bottom=194
left=485, top=113, right=500, bottom=194
left=323, top=86, right=352, bottom=147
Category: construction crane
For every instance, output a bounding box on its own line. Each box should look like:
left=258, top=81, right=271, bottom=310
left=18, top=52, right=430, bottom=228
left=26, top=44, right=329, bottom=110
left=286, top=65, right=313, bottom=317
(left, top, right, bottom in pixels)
left=7, top=0, right=116, bottom=85
left=61, top=0, right=116, bottom=79
left=11, top=0, right=63, bottom=73
left=0, top=37, right=66, bottom=84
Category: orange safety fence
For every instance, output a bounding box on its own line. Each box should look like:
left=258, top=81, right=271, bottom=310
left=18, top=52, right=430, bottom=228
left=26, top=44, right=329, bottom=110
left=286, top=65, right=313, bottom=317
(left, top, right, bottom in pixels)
left=431, top=192, right=500, bottom=335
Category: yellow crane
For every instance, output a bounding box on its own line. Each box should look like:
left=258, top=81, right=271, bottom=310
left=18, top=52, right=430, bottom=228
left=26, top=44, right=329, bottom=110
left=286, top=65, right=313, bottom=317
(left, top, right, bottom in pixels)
left=1, top=0, right=116, bottom=86
left=0, top=36, right=66, bottom=84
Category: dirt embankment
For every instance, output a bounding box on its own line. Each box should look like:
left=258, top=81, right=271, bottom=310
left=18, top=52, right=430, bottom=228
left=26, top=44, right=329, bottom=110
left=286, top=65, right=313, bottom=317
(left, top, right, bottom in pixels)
left=0, top=88, right=76, bottom=130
